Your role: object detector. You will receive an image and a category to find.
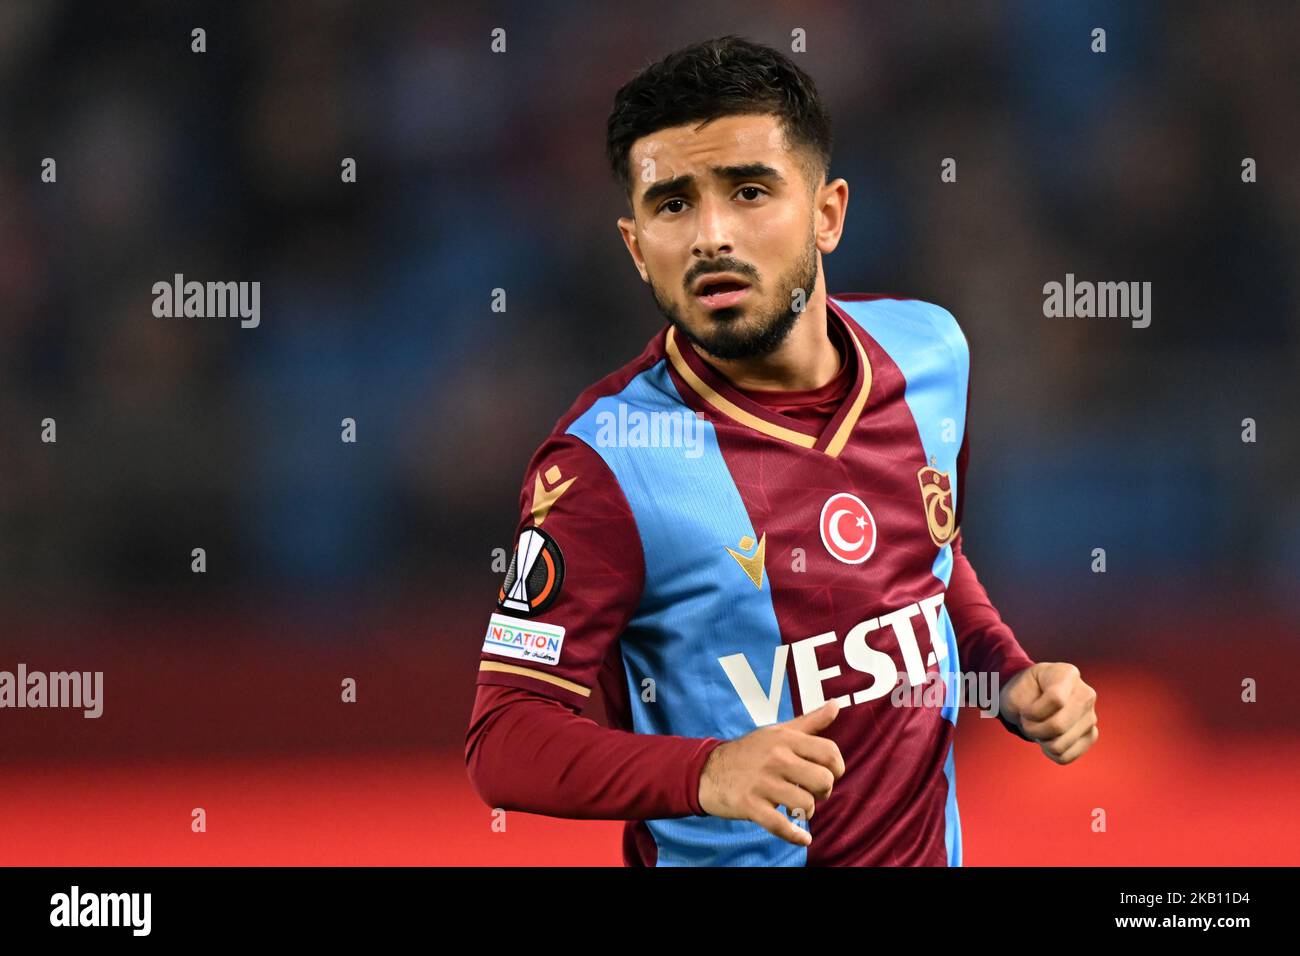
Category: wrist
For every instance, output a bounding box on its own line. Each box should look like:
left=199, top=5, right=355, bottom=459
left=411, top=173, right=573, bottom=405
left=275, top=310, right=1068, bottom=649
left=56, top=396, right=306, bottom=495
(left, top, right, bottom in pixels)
left=688, top=738, right=726, bottom=816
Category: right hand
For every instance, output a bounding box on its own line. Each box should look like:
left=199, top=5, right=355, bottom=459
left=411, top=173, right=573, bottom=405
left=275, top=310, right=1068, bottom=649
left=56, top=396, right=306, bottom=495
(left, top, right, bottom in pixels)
left=697, top=699, right=846, bottom=846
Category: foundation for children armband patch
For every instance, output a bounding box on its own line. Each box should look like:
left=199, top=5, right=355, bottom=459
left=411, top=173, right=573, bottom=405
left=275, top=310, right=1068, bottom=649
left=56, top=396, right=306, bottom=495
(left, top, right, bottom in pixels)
left=481, top=613, right=566, bottom=666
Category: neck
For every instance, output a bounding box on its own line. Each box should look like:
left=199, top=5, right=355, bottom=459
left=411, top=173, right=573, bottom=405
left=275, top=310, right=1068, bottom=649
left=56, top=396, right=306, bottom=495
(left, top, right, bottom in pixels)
left=690, top=293, right=840, bottom=392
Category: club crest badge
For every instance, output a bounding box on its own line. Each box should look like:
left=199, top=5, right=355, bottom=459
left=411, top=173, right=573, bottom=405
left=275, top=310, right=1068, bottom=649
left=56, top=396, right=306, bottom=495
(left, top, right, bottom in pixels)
left=917, top=466, right=956, bottom=547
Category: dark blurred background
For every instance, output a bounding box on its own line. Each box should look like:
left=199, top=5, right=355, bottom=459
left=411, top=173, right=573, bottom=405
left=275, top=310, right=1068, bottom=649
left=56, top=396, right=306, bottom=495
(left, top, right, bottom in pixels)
left=1, top=1, right=1296, bottom=864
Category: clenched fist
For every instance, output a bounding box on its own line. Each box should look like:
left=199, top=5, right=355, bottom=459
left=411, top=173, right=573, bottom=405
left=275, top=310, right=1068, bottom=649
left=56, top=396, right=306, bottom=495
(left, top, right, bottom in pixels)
left=1000, top=662, right=1099, bottom=764
left=698, top=699, right=847, bottom=846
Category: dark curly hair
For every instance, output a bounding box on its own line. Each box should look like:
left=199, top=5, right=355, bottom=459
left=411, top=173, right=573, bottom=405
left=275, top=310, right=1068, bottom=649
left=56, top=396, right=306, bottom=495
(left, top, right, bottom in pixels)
left=606, top=35, right=833, bottom=203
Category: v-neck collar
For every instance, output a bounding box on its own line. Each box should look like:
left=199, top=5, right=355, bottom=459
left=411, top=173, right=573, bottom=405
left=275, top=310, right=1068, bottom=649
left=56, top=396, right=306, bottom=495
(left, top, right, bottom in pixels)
left=664, top=296, right=873, bottom=457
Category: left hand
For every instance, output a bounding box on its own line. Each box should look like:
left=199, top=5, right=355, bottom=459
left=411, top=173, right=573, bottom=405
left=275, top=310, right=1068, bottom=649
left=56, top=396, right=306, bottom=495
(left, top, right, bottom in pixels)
left=1000, top=662, right=1098, bottom=765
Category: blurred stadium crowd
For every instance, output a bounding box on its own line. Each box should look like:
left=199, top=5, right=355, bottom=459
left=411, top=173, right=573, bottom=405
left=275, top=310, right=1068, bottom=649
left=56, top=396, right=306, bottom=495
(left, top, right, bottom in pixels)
left=1, top=2, right=1296, bottom=664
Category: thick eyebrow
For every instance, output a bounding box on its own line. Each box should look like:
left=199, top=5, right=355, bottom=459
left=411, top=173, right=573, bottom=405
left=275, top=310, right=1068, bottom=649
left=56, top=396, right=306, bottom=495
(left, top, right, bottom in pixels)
left=639, top=162, right=787, bottom=209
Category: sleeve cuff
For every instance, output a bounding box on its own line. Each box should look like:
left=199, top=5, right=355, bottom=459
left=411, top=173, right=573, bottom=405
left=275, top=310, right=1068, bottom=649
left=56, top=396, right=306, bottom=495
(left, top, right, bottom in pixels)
left=998, top=711, right=1035, bottom=742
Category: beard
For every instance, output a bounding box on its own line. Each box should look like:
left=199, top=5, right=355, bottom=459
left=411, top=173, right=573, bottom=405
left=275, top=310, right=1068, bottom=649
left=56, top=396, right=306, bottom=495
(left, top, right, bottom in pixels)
left=648, top=236, right=820, bottom=362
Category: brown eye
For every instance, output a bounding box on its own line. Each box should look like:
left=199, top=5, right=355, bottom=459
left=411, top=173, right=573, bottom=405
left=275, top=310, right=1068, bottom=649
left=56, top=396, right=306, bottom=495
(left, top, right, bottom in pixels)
left=661, top=198, right=686, bottom=214
left=738, top=186, right=763, bottom=200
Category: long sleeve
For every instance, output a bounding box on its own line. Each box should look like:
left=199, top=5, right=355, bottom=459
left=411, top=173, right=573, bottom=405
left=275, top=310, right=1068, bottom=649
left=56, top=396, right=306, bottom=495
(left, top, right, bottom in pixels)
left=946, top=532, right=1036, bottom=741
left=948, top=358, right=1036, bottom=741
left=467, top=431, right=726, bottom=818
left=465, top=683, right=724, bottom=819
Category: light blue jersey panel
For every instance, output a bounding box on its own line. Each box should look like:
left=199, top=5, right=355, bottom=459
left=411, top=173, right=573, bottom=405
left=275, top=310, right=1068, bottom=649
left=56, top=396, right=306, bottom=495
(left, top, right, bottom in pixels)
left=835, top=297, right=970, bottom=866
left=567, top=359, right=807, bottom=866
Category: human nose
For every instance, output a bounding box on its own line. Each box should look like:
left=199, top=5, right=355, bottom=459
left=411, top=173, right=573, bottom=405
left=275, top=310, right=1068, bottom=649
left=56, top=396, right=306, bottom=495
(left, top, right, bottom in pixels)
left=691, top=193, right=735, bottom=260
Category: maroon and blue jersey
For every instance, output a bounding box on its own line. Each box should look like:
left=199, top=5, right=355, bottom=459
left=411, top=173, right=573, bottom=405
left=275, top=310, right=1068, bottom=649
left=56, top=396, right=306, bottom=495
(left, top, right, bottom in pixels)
left=474, top=294, right=1034, bottom=866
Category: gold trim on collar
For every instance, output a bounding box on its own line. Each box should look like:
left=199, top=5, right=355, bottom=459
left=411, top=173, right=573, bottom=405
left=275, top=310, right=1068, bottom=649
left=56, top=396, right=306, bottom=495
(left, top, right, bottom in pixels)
left=479, top=660, right=591, bottom=697
left=664, top=316, right=872, bottom=458
left=824, top=318, right=873, bottom=457
left=665, top=326, right=817, bottom=448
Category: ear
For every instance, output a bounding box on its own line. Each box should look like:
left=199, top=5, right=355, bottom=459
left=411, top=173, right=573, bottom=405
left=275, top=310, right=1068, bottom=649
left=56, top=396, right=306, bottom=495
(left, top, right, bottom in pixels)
left=617, top=216, right=649, bottom=283
left=814, top=178, right=850, bottom=255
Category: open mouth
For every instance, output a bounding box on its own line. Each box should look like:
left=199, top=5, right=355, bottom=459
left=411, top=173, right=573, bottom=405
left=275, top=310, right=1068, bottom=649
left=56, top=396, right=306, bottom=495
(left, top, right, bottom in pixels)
left=694, top=278, right=751, bottom=310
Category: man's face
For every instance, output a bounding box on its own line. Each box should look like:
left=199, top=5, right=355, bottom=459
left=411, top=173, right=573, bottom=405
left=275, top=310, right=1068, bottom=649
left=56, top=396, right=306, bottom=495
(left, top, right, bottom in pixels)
left=617, top=113, right=823, bottom=361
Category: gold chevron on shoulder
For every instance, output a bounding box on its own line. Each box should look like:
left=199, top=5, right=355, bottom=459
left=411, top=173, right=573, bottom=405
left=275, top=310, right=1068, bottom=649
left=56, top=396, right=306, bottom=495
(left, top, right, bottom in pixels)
left=726, top=532, right=767, bottom=589
left=532, top=464, right=576, bottom=525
